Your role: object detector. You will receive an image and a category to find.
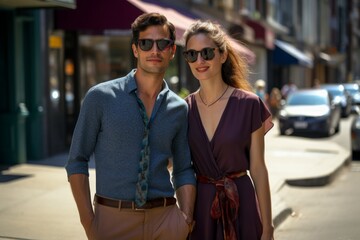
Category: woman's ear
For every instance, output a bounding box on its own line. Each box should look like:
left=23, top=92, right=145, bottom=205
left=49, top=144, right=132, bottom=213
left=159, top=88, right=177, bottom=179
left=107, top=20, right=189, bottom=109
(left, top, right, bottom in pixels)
left=221, top=51, right=228, bottom=64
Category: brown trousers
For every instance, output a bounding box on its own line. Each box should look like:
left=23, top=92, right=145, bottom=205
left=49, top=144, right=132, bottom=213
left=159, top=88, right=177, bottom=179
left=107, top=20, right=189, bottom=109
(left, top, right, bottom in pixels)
left=87, top=201, right=189, bottom=240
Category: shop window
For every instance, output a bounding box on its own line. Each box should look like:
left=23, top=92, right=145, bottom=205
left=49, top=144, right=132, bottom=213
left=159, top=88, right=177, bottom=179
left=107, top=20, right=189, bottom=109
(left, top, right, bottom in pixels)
left=79, top=35, right=133, bottom=100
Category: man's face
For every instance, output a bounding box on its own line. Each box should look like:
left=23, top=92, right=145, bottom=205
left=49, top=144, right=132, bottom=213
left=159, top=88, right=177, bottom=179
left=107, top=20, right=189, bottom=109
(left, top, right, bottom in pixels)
left=132, top=25, right=176, bottom=75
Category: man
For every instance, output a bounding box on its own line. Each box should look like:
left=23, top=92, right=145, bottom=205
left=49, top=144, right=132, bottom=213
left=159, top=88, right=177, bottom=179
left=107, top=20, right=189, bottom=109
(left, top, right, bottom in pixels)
left=66, top=13, right=196, bottom=240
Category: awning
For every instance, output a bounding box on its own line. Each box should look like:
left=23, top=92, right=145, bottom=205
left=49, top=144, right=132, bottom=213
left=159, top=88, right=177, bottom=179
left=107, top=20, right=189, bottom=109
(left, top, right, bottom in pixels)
left=55, top=0, right=143, bottom=31
left=228, top=23, right=255, bottom=43
left=127, top=0, right=255, bottom=64
left=273, top=40, right=313, bottom=68
left=244, top=18, right=274, bottom=49
left=127, top=0, right=196, bottom=42
left=55, top=0, right=255, bottom=64
left=264, top=17, right=288, bottom=35
left=228, top=38, right=255, bottom=64
left=0, top=0, right=76, bottom=9
left=318, top=52, right=345, bottom=66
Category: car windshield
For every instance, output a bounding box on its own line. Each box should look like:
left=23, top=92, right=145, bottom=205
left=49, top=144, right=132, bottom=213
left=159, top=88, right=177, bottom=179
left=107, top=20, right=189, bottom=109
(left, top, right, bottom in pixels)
left=328, top=90, right=343, bottom=97
left=287, top=93, right=328, bottom=106
left=344, top=86, right=359, bottom=95
left=321, top=86, right=343, bottom=96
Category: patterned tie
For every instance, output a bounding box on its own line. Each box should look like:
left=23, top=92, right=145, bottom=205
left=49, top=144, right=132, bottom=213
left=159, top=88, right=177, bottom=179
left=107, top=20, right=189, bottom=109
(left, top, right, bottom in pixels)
left=134, top=94, right=150, bottom=207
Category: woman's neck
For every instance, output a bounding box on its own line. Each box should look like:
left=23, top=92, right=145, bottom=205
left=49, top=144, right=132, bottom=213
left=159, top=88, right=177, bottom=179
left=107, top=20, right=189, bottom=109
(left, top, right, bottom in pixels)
left=198, top=81, right=229, bottom=107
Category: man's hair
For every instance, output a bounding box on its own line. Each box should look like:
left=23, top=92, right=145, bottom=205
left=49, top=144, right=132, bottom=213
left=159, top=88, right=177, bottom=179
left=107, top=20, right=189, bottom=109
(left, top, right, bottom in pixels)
left=131, top=12, right=176, bottom=45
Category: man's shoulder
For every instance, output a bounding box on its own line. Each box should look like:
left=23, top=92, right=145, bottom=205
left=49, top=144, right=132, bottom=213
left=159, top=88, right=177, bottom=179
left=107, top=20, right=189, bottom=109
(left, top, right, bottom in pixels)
left=166, top=89, right=187, bottom=106
left=88, top=75, right=130, bottom=94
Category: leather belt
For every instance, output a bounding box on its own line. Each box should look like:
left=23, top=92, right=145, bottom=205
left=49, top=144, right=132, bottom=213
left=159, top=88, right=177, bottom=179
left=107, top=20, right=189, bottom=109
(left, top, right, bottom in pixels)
left=94, top=194, right=176, bottom=210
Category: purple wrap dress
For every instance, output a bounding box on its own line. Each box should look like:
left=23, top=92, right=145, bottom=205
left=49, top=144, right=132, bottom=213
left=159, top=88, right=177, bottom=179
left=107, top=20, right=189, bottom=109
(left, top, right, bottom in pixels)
left=186, top=88, right=273, bottom=240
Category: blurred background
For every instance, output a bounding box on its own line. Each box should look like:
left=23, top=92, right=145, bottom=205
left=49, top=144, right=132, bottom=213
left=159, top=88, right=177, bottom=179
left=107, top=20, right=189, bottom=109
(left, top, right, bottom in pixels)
left=0, top=0, right=359, bottom=165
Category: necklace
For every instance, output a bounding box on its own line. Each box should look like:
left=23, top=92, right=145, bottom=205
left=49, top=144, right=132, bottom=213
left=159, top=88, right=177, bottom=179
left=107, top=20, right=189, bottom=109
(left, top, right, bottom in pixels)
left=198, top=85, right=229, bottom=107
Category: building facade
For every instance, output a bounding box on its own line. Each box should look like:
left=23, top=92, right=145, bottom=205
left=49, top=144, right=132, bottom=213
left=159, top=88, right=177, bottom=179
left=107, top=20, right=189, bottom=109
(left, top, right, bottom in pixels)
left=1, top=0, right=359, bottom=165
left=0, top=1, right=76, bottom=164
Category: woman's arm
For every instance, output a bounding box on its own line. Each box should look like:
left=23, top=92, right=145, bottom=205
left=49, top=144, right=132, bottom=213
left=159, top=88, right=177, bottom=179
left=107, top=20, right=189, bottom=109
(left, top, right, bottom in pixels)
left=249, top=123, right=274, bottom=240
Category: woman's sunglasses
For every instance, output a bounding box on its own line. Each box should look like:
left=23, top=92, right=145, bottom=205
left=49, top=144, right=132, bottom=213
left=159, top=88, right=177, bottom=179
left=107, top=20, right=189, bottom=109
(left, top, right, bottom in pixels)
left=183, top=47, right=217, bottom=63
left=137, top=39, right=174, bottom=51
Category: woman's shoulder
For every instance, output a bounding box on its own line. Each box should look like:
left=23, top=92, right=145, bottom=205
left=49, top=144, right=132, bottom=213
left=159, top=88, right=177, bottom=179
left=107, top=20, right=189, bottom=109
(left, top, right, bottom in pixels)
left=231, top=88, right=259, bottom=101
left=184, top=91, right=197, bottom=105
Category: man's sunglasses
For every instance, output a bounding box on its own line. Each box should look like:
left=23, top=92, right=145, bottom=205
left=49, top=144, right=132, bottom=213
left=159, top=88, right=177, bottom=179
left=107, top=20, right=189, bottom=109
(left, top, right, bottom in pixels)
left=137, top=39, right=174, bottom=51
left=183, top=47, right=217, bottom=63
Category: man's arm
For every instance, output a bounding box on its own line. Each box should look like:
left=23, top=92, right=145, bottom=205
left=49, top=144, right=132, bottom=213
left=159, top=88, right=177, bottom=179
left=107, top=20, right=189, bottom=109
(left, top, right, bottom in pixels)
left=68, top=174, right=94, bottom=236
left=175, top=184, right=196, bottom=231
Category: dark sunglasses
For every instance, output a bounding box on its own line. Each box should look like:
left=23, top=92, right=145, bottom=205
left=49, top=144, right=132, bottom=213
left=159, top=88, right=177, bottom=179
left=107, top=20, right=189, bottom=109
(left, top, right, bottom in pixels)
left=137, top=39, right=174, bottom=51
left=183, top=47, right=217, bottom=63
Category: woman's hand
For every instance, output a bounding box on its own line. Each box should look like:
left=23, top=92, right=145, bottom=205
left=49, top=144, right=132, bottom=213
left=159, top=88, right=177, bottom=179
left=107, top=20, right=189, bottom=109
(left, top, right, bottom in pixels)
left=261, top=225, right=274, bottom=240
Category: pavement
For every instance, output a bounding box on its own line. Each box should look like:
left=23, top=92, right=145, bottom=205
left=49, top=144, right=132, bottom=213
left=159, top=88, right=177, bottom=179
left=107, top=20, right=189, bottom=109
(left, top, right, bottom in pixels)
left=0, top=121, right=351, bottom=240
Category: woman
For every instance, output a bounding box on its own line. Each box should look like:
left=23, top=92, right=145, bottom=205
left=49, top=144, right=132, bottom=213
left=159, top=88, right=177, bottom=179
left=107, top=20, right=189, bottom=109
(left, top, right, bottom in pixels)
left=183, top=20, right=274, bottom=240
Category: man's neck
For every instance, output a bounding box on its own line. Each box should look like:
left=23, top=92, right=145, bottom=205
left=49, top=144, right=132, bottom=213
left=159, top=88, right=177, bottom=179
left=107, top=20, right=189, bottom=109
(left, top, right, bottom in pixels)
left=134, top=70, right=164, bottom=99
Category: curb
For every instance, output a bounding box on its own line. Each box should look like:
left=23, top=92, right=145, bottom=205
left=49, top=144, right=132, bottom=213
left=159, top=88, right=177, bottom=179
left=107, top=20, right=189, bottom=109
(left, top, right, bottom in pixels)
left=285, top=154, right=351, bottom=187
left=272, top=153, right=351, bottom=230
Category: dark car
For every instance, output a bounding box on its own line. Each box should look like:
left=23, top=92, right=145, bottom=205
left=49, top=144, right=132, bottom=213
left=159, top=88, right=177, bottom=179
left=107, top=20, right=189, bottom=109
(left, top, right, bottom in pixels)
left=319, top=84, right=352, bottom=117
left=278, top=89, right=341, bottom=136
left=351, top=115, right=360, bottom=159
left=343, top=83, right=360, bottom=113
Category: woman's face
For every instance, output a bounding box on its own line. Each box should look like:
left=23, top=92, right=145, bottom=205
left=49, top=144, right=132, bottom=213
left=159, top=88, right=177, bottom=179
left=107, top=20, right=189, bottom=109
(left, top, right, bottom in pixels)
left=185, top=33, right=226, bottom=83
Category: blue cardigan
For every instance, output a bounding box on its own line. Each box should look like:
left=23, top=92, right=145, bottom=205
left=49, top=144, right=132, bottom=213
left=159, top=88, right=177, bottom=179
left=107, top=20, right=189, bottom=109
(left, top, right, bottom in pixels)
left=66, top=69, right=196, bottom=201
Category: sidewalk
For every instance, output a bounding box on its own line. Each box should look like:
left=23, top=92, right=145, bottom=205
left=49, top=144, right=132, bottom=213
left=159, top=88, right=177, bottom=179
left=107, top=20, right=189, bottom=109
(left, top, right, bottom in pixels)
left=0, top=124, right=351, bottom=240
left=265, top=124, right=351, bottom=227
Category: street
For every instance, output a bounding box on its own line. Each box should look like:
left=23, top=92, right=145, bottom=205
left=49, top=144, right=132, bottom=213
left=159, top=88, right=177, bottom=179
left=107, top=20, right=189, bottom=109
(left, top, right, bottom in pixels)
left=0, top=114, right=353, bottom=240
left=274, top=115, right=360, bottom=240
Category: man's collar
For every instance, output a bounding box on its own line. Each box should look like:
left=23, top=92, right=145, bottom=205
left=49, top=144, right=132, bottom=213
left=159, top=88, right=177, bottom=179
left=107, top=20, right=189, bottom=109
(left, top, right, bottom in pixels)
left=125, top=69, right=170, bottom=95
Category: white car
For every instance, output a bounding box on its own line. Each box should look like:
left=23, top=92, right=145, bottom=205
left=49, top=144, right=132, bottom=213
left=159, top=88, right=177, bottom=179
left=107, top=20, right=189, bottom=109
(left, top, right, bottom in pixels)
left=278, top=89, right=341, bottom=137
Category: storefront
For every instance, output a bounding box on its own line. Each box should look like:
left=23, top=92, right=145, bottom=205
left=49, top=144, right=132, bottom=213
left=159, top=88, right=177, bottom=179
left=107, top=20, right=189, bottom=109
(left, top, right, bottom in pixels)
left=0, top=1, right=75, bottom=164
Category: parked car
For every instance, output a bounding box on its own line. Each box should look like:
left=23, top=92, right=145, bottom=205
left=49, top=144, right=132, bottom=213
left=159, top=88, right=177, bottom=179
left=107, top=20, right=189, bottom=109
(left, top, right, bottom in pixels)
left=319, top=84, right=352, bottom=117
left=343, top=83, right=360, bottom=113
left=278, top=89, right=341, bottom=136
left=351, top=115, right=360, bottom=159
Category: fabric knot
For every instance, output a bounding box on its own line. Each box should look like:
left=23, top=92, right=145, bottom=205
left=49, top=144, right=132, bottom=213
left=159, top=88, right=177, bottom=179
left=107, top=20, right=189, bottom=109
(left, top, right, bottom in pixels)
left=197, top=171, right=247, bottom=240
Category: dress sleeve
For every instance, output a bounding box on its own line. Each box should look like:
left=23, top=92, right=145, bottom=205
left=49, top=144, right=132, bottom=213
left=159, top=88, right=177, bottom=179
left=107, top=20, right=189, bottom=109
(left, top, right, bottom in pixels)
left=252, top=96, right=274, bottom=135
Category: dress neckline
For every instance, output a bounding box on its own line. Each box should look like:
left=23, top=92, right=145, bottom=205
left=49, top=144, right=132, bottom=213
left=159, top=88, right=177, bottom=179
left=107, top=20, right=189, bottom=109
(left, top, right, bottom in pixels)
left=192, top=88, right=235, bottom=143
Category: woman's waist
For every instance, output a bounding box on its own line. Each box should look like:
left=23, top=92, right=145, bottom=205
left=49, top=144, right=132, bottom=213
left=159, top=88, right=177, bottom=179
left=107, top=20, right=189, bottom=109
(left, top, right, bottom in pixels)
left=197, top=170, right=248, bottom=184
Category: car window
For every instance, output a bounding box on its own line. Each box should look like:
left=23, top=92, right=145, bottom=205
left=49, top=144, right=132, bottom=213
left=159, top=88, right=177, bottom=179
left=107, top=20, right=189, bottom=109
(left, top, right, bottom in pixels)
left=326, top=89, right=342, bottom=97
left=287, top=94, right=327, bottom=106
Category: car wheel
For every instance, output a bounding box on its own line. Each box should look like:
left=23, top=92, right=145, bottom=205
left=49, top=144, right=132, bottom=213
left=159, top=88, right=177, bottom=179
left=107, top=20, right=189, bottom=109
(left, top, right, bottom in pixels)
left=335, top=121, right=340, bottom=133
left=352, top=150, right=360, bottom=160
left=280, top=129, right=285, bottom=135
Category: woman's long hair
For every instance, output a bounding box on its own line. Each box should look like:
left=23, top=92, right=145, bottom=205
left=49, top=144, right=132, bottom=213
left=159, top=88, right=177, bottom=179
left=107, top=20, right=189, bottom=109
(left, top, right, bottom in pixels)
left=183, top=20, right=253, bottom=92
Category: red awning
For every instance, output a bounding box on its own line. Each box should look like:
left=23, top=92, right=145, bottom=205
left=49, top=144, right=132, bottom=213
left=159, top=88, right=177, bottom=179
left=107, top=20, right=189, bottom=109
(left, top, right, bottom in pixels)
left=127, top=0, right=195, bottom=42
left=55, top=0, right=255, bottom=63
left=244, top=18, right=274, bottom=49
left=126, top=0, right=255, bottom=64
left=55, top=0, right=143, bottom=31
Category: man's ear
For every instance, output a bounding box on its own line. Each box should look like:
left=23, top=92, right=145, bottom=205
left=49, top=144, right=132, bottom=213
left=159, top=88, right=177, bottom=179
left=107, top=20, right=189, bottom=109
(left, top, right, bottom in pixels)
left=170, top=44, right=177, bottom=60
left=132, top=43, right=138, bottom=58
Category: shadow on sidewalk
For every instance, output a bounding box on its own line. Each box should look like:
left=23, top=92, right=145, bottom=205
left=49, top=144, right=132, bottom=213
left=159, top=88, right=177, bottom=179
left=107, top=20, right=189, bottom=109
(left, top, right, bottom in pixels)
left=0, top=164, right=32, bottom=183
left=27, top=152, right=95, bottom=169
